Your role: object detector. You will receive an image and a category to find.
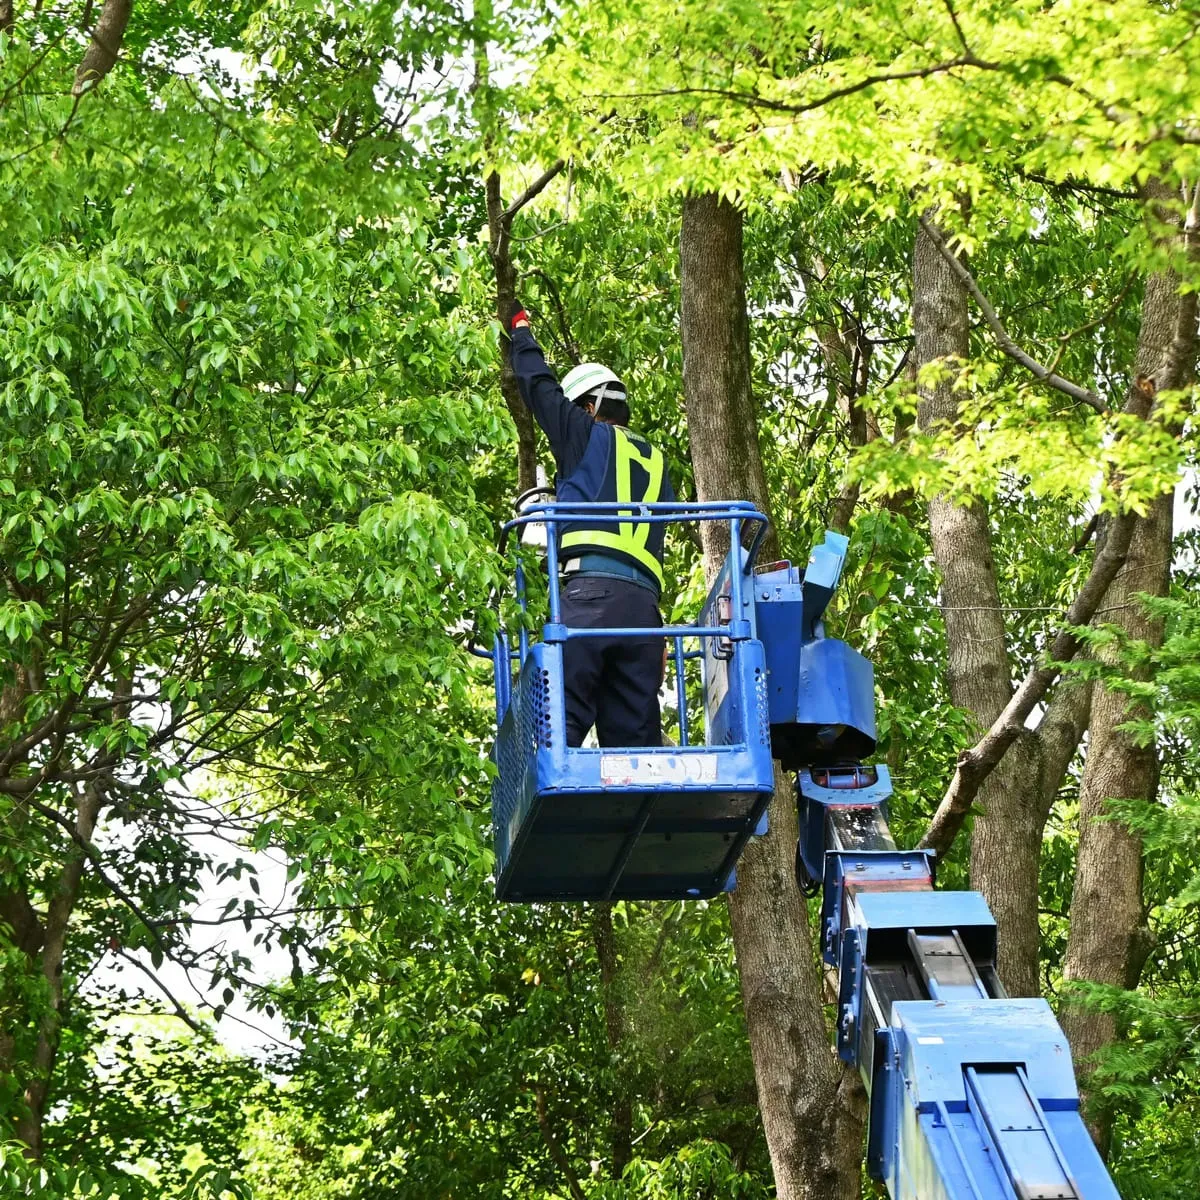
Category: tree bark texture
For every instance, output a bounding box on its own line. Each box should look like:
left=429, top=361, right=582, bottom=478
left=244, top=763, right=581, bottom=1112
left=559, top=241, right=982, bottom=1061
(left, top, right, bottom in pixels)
left=1059, top=502, right=1167, bottom=1146
left=917, top=506, right=1136, bottom=861
left=1061, top=249, right=1196, bottom=1149
left=680, top=195, right=779, bottom=566
left=914, top=219, right=1034, bottom=992
left=913, top=220, right=1089, bottom=996
left=485, top=171, right=539, bottom=496
left=681, top=191, right=865, bottom=1200
left=73, top=0, right=132, bottom=95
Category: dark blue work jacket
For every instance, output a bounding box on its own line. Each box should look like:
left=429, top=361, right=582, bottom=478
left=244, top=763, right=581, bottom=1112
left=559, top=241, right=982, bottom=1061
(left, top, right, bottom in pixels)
left=510, top=327, right=675, bottom=591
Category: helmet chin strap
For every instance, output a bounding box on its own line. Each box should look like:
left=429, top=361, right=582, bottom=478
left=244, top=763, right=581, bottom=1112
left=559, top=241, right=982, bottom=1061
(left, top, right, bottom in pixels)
left=589, top=382, right=626, bottom=420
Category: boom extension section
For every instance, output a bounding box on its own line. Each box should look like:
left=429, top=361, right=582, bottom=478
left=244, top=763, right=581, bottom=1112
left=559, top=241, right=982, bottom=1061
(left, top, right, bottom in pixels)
left=800, top=768, right=1120, bottom=1200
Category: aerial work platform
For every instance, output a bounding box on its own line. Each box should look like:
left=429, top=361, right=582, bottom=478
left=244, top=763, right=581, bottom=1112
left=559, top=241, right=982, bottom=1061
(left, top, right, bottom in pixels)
left=484, top=507, right=874, bottom=901
left=481, top=495, right=1124, bottom=1197
left=492, top=635, right=773, bottom=901
left=487, top=502, right=776, bottom=901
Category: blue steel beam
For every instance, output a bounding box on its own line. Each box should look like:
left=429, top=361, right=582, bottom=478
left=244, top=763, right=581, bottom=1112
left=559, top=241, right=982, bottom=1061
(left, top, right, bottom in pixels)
left=799, top=768, right=1122, bottom=1199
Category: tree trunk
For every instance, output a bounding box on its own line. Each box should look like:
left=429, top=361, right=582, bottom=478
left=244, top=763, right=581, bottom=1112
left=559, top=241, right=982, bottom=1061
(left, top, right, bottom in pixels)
left=13, top=782, right=102, bottom=1156
left=73, top=0, right=133, bottom=95
left=913, top=218, right=1089, bottom=997
left=680, top=195, right=778, bottom=565
left=914, top=218, right=1034, bottom=993
left=472, top=19, right=538, bottom=496
left=1059, top=502, right=1167, bottom=1151
left=1061, top=244, right=1197, bottom=1150
left=591, top=903, right=633, bottom=1179
left=681, top=191, right=865, bottom=1200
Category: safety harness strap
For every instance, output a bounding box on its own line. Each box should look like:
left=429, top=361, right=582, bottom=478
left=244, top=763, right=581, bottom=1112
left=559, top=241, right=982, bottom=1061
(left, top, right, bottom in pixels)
left=561, top=428, right=666, bottom=587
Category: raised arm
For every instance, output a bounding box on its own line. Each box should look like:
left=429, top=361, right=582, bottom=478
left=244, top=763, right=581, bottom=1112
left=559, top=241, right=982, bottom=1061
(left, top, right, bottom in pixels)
left=504, top=302, right=593, bottom=478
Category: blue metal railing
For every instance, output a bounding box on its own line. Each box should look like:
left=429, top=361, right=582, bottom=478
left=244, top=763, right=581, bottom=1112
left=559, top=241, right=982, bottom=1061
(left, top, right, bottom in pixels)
left=489, top=501, right=770, bottom=744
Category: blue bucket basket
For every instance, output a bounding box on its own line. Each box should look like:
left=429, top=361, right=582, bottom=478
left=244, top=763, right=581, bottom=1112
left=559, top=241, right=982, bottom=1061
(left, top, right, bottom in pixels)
left=486, top=502, right=774, bottom=902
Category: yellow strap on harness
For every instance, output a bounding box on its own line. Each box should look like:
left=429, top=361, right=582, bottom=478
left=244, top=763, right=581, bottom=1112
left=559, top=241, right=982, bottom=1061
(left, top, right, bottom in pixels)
left=561, top=428, right=666, bottom=587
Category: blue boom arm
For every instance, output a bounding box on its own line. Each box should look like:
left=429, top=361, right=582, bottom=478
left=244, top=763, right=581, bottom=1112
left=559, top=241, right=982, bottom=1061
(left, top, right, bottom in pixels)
left=799, top=767, right=1121, bottom=1200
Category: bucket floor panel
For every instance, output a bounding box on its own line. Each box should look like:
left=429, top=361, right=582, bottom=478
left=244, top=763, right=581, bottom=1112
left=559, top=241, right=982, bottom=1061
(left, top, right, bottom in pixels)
left=496, top=788, right=771, bottom=901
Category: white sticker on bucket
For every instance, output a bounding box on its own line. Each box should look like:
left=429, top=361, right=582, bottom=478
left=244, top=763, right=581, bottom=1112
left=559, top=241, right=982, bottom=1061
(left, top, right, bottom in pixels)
left=600, top=754, right=720, bottom=786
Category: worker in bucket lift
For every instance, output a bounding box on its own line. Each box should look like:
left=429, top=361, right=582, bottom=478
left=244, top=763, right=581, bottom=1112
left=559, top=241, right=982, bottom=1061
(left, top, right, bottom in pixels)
left=503, top=300, right=677, bottom=749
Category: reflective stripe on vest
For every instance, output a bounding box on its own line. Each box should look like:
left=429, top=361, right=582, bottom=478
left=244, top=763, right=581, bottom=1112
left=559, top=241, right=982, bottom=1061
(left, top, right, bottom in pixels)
left=561, top=427, right=666, bottom=587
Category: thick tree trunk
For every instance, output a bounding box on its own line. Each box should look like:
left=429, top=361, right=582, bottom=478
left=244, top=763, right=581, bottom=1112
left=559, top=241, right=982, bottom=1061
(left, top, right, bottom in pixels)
left=1061, top=250, right=1196, bottom=1150
left=73, top=0, right=133, bottom=95
left=681, top=191, right=864, bottom=1200
left=914, top=219, right=1035, bottom=992
left=1059, top=502, right=1167, bottom=1149
left=680, top=195, right=778, bottom=565
left=913, top=220, right=1088, bottom=996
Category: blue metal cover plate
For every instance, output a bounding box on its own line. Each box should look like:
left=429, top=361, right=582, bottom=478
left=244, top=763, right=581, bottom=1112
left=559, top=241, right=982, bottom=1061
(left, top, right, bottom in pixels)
left=891, top=999, right=1081, bottom=1109
left=855, top=890, right=997, bottom=936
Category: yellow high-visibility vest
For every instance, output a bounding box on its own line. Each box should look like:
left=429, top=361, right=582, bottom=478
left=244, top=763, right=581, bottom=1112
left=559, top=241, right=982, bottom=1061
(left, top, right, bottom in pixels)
left=561, top=427, right=666, bottom=587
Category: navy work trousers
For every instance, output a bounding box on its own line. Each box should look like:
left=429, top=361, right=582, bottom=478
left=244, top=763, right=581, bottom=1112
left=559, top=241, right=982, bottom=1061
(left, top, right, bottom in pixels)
left=560, top=575, right=663, bottom=748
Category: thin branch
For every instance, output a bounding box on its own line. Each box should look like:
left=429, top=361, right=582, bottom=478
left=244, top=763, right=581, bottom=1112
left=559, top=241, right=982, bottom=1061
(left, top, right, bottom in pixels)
left=0, top=588, right=154, bottom=776
left=941, top=0, right=970, bottom=56
left=110, top=947, right=207, bottom=1036
left=176, top=73, right=277, bottom=168
left=1071, top=513, right=1099, bottom=555
left=918, top=214, right=1108, bottom=413
left=151, top=902, right=368, bottom=929
left=1017, top=168, right=1140, bottom=203
left=918, top=506, right=1138, bottom=856
left=510, top=160, right=575, bottom=244
left=1, top=27, right=72, bottom=109
left=501, top=160, right=566, bottom=226
left=1051, top=274, right=1137, bottom=358
left=25, top=793, right=186, bottom=977
left=530, top=1084, right=588, bottom=1200
left=590, top=55, right=996, bottom=117
left=524, top=268, right=581, bottom=365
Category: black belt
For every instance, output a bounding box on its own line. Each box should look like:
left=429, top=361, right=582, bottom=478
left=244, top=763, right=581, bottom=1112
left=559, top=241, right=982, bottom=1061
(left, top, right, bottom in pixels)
left=563, top=553, right=659, bottom=594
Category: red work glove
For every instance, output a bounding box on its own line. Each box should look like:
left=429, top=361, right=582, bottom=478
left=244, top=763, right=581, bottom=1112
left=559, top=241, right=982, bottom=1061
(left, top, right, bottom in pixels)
left=503, top=300, right=529, bottom=331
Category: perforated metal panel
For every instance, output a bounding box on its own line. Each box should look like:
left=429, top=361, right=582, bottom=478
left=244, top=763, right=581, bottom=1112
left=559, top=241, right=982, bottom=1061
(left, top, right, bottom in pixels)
left=492, top=638, right=774, bottom=902
left=492, top=648, right=553, bottom=876
left=754, top=663, right=770, bottom=747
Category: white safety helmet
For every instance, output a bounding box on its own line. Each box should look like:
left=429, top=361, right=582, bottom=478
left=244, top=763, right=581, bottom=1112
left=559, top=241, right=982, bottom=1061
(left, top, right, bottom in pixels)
left=561, top=361, right=627, bottom=417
